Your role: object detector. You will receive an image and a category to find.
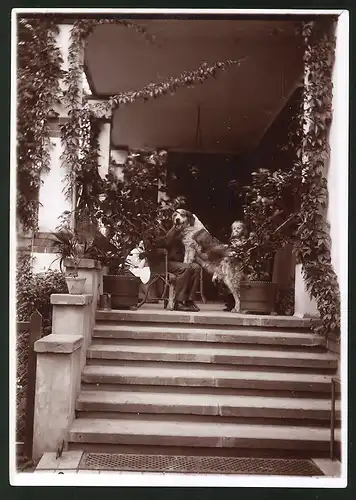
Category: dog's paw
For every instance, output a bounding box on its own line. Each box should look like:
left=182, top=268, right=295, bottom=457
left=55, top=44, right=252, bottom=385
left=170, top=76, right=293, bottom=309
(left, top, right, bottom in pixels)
left=231, top=307, right=241, bottom=314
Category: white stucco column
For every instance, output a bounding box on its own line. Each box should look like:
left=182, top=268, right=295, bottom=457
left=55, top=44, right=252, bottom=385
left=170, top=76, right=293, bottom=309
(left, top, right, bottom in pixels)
left=294, top=15, right=348, bottom=319
left=38, top=23, right=84, bottom=233
left=326, top=12, right=348, bottom=293
left=293, top=50, right=319, bottom=317
left=87, top=98, right=113, bottom=179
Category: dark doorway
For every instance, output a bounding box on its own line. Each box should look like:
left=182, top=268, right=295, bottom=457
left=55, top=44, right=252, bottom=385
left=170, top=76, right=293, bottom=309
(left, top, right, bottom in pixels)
left=167, top=152, right=250, bottom=240
left=167, top=152, right=251, bottom=300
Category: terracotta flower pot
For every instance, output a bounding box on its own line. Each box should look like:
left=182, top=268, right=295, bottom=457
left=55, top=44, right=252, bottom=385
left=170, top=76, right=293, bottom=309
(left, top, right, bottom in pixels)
left=65, top=276, right=87, bottom=295
left=240, top=280, right=277, bottom=314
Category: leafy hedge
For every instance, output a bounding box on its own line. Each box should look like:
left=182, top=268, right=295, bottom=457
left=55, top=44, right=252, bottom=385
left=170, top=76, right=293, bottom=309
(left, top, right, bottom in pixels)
left=16, top=255, right=67, bottom=335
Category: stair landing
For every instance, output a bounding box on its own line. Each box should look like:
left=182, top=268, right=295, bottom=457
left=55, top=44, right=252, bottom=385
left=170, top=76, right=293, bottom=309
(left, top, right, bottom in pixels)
left=96, top=303, right=319, bottom=328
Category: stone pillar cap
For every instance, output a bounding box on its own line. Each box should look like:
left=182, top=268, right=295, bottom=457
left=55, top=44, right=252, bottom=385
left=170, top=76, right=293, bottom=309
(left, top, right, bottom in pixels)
left=64, top=258, right=102, bottom=270
left=50, top=293, right=93, bottom=306
left=34, top=334, right=83, bottom=353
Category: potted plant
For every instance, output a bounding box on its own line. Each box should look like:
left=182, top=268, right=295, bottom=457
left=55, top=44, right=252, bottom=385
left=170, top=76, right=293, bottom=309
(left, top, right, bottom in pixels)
left=96, top=150, right=174, bottom=309
left=51, top=231, right=88, bottom=294
left=51, top=211, right=98, bottom=295
left=233, top=232, right=278, bottom=314
left=232, top=167, right=298, bottom=314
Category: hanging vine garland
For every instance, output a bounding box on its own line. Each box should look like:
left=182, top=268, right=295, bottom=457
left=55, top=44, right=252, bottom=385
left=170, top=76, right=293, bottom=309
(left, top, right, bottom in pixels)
left=91, top=58, right=245, bottom=118
left=294, top=18, right=340, bottom=335
left=17, top=18, right=63, bottom=232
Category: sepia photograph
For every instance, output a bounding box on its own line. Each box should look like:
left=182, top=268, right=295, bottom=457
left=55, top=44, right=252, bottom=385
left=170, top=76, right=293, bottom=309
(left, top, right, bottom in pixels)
left=10, top=8, right=348, bottom=487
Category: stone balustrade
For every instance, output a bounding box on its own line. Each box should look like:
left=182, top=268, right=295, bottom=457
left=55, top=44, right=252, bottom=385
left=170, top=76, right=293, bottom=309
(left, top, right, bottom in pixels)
left=51, top=293, right=93, bottom=371
left=32, top=258, right=103, bottom=459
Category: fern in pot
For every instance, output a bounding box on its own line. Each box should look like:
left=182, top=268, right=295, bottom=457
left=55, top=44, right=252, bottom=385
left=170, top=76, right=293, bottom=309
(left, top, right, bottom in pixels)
left=52, top=212, right=97, bottom=295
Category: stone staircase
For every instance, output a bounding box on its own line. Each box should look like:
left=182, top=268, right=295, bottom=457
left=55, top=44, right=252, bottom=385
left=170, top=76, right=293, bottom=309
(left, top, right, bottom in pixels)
left=68, top=307, right=340, bottom=457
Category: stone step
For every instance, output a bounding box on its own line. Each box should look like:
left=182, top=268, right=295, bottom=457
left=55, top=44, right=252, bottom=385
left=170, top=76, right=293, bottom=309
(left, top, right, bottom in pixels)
left=96, top=309, right=317, bottom=330
left=93, top=323, right=324, bottom=347
left=82, top=364, right=333, bottom=393
left=76, top=389, right=341, bottom=420
left=87, top=342, right=337, bottom=369
left=68, top=417, right=339, bottom=451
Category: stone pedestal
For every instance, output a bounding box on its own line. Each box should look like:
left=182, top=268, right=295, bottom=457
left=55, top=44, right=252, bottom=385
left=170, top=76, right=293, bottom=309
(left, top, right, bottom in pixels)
left=32, top=334, right=83, bottom=460
left=64, top=258, right=102, bottom=328
left=51, top=293, right=93, bottom=370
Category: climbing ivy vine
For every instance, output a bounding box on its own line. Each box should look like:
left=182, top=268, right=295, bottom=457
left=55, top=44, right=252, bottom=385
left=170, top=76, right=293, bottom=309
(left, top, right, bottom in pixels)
left=294, top=18, right=340, bottom=335
left=17, top=18, right=63, bottom=232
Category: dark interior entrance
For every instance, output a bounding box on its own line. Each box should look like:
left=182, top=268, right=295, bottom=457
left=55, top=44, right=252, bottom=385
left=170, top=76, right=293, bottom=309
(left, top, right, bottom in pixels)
left=167, top=152, right=251, bottom=240
left=167, top=152, right=251, bottom=300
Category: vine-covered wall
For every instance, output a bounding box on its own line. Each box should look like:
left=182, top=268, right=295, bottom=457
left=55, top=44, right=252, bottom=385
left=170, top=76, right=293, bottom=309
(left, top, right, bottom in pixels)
left=17, top=19, right=63, bottom=232
left=294, top=18, right=340, bottom=334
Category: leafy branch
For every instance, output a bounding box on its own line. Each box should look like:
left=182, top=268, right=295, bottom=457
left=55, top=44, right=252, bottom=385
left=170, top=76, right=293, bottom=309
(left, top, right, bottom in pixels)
left=92, top=58, right=246, bottom=117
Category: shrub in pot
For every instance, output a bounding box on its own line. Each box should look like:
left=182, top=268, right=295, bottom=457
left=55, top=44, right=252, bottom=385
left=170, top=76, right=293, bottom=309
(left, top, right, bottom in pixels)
left=231, top=167, right=299, bottom=314
left=96, top=150, right=176, bottom=309
left=233, top=233, right=278, bottom=314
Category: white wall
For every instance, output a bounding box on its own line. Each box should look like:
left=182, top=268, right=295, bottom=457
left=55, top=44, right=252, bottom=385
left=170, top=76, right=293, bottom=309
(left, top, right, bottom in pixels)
left=32, top=252, right=61, bottom=274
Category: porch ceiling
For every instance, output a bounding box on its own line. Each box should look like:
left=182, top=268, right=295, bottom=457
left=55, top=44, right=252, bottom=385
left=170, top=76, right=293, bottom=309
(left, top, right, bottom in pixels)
left=85, top=19, right=304, bottom=154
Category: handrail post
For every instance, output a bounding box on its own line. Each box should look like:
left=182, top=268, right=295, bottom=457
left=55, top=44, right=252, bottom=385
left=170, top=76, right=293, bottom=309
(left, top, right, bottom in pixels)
left=24, top=310, right=42, bottom=459
left=330, top=377, right=341, bottom=461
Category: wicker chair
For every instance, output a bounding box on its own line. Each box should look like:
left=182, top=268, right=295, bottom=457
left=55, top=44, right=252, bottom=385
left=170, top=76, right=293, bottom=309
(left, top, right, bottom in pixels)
left=136, top=249, right=176, bottom=310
